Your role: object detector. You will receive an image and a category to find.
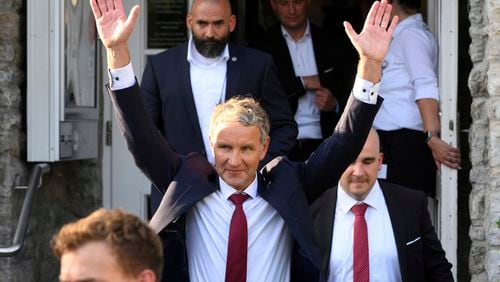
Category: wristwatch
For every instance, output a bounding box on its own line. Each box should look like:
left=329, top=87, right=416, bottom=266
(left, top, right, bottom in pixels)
left=424, top=131, right=439, bottom=143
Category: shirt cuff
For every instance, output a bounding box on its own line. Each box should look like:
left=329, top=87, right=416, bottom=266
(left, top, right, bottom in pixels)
left=108, top=62, right=136, bottom=90
left=352, top=77, right=380, bottom=105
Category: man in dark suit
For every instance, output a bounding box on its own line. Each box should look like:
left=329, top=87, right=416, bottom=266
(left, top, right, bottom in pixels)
left=311, top=129, right=453, bottom=281
left=90, top=0, right=398, bottom=280
left=141, top=0, right=298, bottom=213
left=249, top=0, right=357, bottom=161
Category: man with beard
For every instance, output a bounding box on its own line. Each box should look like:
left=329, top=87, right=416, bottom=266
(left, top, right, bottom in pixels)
left=138, top=0, right=297, bottom=214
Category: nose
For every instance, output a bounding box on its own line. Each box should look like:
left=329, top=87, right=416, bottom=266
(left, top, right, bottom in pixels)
left=228, top=150, right=242, bottom=167
left=205, top=24, right=216, bottom=39
left=351, top=161, right=364, bottom=176
left=288, top=2, right=296, bottom=14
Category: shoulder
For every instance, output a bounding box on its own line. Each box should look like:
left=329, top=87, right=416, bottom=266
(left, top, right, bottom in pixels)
left=248, top=25, right=282, bottom=47
left=149, top=43, right=188, bottom=63
left=379, top=180, right=427, bottom=204
left=310, top=187, right=336, bottom=211
left=230, top=43, right=273, bottom=61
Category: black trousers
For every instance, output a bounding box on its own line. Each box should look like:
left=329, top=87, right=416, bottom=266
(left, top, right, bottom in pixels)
left=377, top=129, right=437, bottom=197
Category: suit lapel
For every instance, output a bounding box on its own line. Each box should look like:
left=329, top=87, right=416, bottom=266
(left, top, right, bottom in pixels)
left=178, top=45, right=204, bottom=143
left=225, top=44, right=240, bottom=100
left=381, top=182, right=408, bottom=281
left=317, top=188, right=337, bottom=277
left=149, top=155, right=218, bottom=233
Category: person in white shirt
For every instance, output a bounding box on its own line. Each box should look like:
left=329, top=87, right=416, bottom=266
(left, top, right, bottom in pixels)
left=249, top=0, right=356, bottom=162
left=140, top=0, right=298, bottom=214
left=90, top=0, right=398, bottom=281
left=311, top=129, right=453, bottom=282
left=373, top=0, right=461, bottom=197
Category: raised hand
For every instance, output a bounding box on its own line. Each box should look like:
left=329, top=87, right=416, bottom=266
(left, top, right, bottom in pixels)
left=90, top=0, right=140, bottom=68
left=344, top=0, right=398, bottom=64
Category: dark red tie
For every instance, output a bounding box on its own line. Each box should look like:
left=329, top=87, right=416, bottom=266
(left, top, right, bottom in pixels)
left=225, top=193, right=250, bottom=282
left=352, top=203, right=369, bottom=282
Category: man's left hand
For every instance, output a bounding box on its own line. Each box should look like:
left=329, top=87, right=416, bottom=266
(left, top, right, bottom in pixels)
left=315, top=87, right=337, bottom=112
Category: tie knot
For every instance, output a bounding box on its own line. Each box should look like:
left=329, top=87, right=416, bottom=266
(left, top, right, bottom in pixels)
left=351, top=203, right=368, bottom=216
left=229, top=193, right=250, bottom=205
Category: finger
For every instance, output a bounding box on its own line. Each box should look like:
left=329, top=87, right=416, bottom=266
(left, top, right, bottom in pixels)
left=373, top=0, right=387, bottom=27
left=380, top=1, right=392, bottom=29
left=106, top=0, right=115, bottom=11
left=97, top=0, right=108, bottom=14
left=114, top=0, right=124, bottom=14
left=125, top=5, right=141, bottom=32
left=364, top=1, right=380, bottom=29
left=343, top=21, right=358, bottom=45
left=386, top=15, right=399, bottom=37
left=90, top=0, right=102, bottom=18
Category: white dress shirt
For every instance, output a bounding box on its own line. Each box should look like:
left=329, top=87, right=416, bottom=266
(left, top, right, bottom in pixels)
left=282, top=22, right=322, bottom=139
left=187, top=37, right=229, bottom=164
left=107, top=42, right=383, bottom=282
left=373, top=13, right=439, bottom=131
left=328, top=181, right=402, bottom=282
left=186, top=176, right=292, bottom=282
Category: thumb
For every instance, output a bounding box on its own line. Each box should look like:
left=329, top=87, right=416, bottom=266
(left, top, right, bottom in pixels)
left=125, top=5, right=141, bottom=32
left=343, top=21, right=357, bottom=45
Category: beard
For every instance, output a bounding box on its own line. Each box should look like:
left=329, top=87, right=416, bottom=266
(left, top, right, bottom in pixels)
left=192, top=32, right=229, bottom=58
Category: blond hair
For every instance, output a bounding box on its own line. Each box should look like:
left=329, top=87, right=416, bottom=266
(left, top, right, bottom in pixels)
left=209, top=96, right=270, bottom=144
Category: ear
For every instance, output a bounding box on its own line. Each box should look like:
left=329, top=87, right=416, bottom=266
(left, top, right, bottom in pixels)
left=186, top=13, right=193, bottom=30
left=138, top=269, right=156, bottom=282
left=229, top=15, right=237, bottom=32
left=377, top=153, right=384, bottom=170
left=259, top=136, right=270, bottom=160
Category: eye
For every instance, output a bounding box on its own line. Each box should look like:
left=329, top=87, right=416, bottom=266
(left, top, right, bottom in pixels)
left=363, top=159, right=375, bottom=165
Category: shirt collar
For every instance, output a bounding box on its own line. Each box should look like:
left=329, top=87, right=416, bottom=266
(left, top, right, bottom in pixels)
left=219, top=174, right=258, bottom=200
left=187, top=36, right=230, bottom=67
left=392, top=13, right=424, bottom=38
left=337, top=180, right=384, bottom=214
left=280, top=20, right=311, bottom=42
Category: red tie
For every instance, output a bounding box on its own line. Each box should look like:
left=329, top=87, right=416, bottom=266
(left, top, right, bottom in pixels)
left=225, top=193, right=250, bottom=282
left=352, top=203, right=369, bottom=282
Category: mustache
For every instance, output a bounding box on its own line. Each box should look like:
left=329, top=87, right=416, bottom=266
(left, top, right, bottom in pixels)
left=349, top=175, right=368, bottom=182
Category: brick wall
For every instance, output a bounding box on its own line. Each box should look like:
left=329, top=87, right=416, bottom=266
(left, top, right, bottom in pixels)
left=468, top=0, right=500, bottom=281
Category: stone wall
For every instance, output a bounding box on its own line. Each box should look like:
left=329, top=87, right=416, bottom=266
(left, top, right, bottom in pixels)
left=0, top=1, right=102, bottom=281
left=468, top=0, right=500, bottom=281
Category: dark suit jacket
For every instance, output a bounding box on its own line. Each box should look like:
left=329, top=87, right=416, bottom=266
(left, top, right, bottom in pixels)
left=310, top=181, right=453, bottom=282
left=140, top=42, right=297, bottom=160
left=109, top=83, right=382, bottom=282
left=249, top=23, right=356, bottom=138
left=141, top=42, right=298, bottom=213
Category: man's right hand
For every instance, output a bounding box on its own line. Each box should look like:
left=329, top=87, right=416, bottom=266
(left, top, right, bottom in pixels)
left=90, top=0, right=140, bottom=68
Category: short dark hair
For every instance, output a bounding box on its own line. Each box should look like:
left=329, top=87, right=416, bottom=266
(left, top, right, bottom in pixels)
left=393, top=0, right=421, bottom=11
left=52, top=208, right=163, bottom=279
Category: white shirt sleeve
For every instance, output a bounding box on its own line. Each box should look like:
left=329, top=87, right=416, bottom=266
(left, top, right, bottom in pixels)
left=351, top=77, right=380, bottom=105
left=400, top=29, right=439, bottom=101
left=107, top=62, right=136, bottom=90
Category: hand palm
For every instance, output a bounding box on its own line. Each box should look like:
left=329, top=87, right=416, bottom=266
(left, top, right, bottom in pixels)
left=352, top=24, right=393, bottom=63
left=90, top=0, right=140, bottom=49
left=344, top=1, right=398, bottom=63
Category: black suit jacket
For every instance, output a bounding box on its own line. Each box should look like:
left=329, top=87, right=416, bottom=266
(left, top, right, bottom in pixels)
left=140, top=42, right=297, bottom=160
left=109, top=83, right=382, bottom=282
left=310, top=181, right=453, bottom=282
left=249, top=23, right=356, bottom=137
